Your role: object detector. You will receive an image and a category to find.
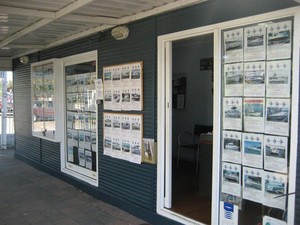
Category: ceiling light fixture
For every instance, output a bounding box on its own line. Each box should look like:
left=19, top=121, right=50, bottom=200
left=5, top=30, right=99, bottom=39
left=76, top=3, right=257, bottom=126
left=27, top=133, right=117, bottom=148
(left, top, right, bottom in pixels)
left=111, top=26, right=129, bottom=40
left=20, top=55, right=29, bottom=64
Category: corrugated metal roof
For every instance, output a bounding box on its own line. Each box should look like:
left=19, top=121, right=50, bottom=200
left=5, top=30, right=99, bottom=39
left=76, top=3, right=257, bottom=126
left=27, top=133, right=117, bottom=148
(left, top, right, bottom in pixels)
left=0, top=0, right=207, bottom=59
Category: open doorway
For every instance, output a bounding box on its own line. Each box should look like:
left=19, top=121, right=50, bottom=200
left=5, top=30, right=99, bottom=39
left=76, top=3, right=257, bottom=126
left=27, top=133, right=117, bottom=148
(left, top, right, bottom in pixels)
left=170, top=34, right=214, bottom=224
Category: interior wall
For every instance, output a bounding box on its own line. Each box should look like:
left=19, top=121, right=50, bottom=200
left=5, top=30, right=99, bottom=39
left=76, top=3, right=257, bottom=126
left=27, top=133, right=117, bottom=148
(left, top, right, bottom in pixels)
left=172, top=38, right=213, bottom=160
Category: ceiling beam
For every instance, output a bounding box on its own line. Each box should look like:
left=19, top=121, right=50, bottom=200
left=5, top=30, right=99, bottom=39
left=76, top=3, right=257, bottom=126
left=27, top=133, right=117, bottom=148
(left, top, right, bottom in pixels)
left=0, top=5, right=118, bottom=24
left=118, top=0, right=208, bottom=24
left=55, top=0, right=94, bottom=18
left=0, top=19, right=52, bottom=48
left=11, top=0, right=208, bottom=58
left=6, top=44, right=45, bottom=49
left=0, top=0, right=94, bottom=48
left=0, top=6, right=55, bottom=19
left=63, top=15, right=119, bottom=25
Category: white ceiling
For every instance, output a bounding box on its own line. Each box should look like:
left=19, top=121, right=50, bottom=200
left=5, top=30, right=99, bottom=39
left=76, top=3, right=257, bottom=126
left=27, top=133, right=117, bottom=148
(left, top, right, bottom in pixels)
left=0, top=0, right=207, bottom=59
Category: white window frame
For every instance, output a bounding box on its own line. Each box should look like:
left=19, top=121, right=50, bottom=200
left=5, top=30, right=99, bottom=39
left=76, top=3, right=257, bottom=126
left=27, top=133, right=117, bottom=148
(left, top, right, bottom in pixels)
left=157, top=7, right=300, bottom=225
left=60, top=50, right=99, bottom=187
left=31, top=58, right=64, bottom=142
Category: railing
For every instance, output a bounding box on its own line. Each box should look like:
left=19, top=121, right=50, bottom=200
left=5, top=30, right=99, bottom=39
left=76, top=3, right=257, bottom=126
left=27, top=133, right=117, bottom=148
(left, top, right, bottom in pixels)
left=0, top=112, right=15, bottom=148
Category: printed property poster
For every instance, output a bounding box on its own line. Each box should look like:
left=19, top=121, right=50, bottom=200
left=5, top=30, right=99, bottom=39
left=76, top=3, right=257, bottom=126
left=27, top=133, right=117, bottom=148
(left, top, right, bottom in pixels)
left=224, top=28, right=244, bottom=63
left=264, top=135, right=288, bottom=174
left=244, top=25, right=266, bottom=61
left=242, top=132, right=264, bottom=169
left=263, top=171, right=287, bottom=210
left=223, top=97, right=242, bottom=131
left=243, top=167, right=263, bottom=204
left=265, top=98, right=290, bottom=136
left=243, top=98, right=265, bottom=133
left=223, top=130, right=242, bottom=164
left=222, top=162, right=242, bottom=197
left=244, top=61, right=266, bottom=97
left=224, top=63, right=244, bottom=96
left=267, top=20, right=292, bottom=60
left=266, top=60, right=291, bottom=98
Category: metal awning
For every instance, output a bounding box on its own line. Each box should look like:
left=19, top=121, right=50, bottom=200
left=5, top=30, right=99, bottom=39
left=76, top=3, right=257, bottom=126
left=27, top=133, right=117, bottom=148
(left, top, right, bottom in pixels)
left=0, top=0, right=207, bottom=59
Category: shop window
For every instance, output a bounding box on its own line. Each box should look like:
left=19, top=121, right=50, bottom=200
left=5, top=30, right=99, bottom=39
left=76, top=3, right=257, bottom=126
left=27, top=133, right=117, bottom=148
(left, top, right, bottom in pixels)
left=220, top=17, right=293, bottom=225
left=31, top=59, right=63, bottom=141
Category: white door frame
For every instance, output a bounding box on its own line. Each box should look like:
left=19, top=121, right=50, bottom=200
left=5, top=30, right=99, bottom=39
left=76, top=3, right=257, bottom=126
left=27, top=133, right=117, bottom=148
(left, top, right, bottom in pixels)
left=157, top=26, right=221, bottom=225
left=157, top=6, right=300, bottom=225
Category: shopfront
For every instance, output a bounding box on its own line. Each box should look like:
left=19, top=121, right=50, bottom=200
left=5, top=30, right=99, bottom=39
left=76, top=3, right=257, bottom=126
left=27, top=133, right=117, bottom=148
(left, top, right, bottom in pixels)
left=13, top=1, right=300, bottom=225
left=157, top=6, right=300, bottom=225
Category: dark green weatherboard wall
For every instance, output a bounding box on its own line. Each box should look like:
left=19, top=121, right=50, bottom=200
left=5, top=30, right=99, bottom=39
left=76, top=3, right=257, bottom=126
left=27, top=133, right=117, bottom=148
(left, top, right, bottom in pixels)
left=13, top=0, right=300, bottom=224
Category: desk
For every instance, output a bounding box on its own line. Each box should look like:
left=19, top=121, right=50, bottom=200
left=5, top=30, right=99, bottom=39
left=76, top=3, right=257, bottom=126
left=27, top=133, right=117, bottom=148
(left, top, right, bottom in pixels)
left=196, top=133, right=213, bottom=171
left=197, top=133, right=213, bottom=196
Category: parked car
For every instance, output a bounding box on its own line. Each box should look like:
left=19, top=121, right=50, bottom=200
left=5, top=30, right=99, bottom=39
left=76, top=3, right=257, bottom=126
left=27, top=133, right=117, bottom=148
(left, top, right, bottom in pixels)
left=0, top=101, right=14, bottom=112
left=0, top=92, right=14, bottom=112
left=33, top=100, right=54, bottom=121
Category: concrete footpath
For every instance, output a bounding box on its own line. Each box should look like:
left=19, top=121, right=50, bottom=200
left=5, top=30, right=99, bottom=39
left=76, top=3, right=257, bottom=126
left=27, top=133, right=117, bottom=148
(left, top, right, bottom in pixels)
left=0, top=149, right=149, bottom=225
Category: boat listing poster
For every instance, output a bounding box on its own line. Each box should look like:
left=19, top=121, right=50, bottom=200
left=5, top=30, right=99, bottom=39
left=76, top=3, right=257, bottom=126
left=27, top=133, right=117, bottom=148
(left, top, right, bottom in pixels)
left=243, top=98, right=265, bottom=133
left=243, top=167, right=263, bottom=204
left=264, top=135, right=288, bottom=174
left=267, top=20, right=292, bottom=60
left=223, top=130, right=242, bottom=164
left=244, top=25, right=266, bottom=61
left=223, top=97, right=242, bottom=131
left=265, top=98, right=290, bottom=136
left=266, top=60, right=291, bottom=98
left=244, top=61, right=265, bottom=97
left=242, top=133, right=263, bottom=169
left=223, top=28, right=244, bottom=63
left=222, top=162, right=241, bottom=197
left=263, top=171, right=287, bottom=210
left=224, top=63, right=244, bottom=96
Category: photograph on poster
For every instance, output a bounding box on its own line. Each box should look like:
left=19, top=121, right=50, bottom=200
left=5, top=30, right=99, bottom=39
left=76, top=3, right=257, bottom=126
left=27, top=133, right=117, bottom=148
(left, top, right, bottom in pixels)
left=223, top=130, right=242, bottom=164
left=264, top=135, right=288, bottom=173
left=266, top=60, right=291, bottom=98
left=244, top=25, right=266, bottom=61
left=244, top=98, right=265, bottom=132
left=224, top=28, right=244, bottom=63
left=263, top=171, right=287, bottom=210
left=243, top=167, right=263, bottom=204
left=224, top=63, right=244, bottom=96
left=267, top=20, right=292, bottom=60
left=242, top=133, right=263, bottom=169
left=267, top=107, right=288, bottom=122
